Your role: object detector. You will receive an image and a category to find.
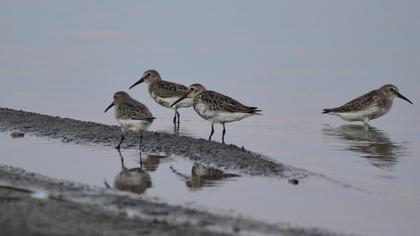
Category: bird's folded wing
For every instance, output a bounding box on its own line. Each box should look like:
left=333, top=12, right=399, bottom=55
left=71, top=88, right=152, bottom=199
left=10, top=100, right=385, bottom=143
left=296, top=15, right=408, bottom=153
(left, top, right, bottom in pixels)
left=209, top=91, right=255, bottom=113
left=152, top=81, right=188, bottom=98
left=331, top=90, right=378, bottom=113
left=122, top=103, right=155, bottom=121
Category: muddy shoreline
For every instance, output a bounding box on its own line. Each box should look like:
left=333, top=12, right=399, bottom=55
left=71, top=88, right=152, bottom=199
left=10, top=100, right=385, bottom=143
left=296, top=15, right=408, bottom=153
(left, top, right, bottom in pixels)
left=0, top=165, right=342, bottom=236
left=0, top=107, right=309, bottom=179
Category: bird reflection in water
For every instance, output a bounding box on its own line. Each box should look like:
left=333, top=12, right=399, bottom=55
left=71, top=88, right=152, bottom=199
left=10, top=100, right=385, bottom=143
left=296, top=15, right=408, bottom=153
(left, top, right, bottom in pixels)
left=322, top=124, right=408, bottom=169
left=112, top=150, right=152, bottom=194
left=156, top=124, right=195, bottom=138
left=142, top=154, right=168, bottom=172
left=170, top=164, right=240, bottom=190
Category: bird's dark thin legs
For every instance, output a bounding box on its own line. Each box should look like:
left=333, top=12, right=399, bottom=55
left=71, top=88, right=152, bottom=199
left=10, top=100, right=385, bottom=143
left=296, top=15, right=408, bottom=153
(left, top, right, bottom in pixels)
left=139, top=133, right=143, bottom=150
left=176, top=110, right=180, bottom=124
left=173, top=110, right=181, bottom=125
left=222, top=123, right=226, bottom=144
left=117, top=149, right=125, bottom=168
left=139, top=150, right=143, bottom=167
left=116, top=135, right=125, bottom=150
left=209, top=124, right=214, bottom=141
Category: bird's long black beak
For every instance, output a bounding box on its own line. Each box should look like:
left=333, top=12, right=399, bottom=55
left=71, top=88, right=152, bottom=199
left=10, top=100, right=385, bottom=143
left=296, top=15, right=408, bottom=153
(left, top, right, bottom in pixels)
left=129, top=77, right=145, bottom=89
left=397, top=92, right=413, bottom=104
left=104, top=102, right=115, bottom=113
left=170, top=94, right=188, bottom=107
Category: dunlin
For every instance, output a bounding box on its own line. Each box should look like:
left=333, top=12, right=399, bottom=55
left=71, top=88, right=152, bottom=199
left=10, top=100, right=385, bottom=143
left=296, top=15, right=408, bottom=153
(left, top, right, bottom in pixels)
left=105, top=91, right=155, bottom=149
left=323, top=84, right=413, bottom=124
left=171, top=83, right=261, bottom=143
left=129, top=69, right=193, bottom=125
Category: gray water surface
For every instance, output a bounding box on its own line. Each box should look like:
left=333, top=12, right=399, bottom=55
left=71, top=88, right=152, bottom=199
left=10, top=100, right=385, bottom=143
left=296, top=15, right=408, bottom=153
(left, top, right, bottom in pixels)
left=1, top=132, right=420, bottom=236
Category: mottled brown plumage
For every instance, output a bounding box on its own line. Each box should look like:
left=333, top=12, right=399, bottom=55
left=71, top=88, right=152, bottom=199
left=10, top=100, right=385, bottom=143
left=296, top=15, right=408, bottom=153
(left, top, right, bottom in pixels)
left=129, top=69, right=193, bottom=125
left=194, top=90, right=260, bottom=116
left=149, top=80, right=188, bottom=99
left=104, top=91, right=154, bottom=149
left=326, top=90, right=386, bottom=113
left=323, top=84, right=412, bottom=124
left=114, top=93, right=154, bottom=121
left=171, top=83, right=261, bottom=143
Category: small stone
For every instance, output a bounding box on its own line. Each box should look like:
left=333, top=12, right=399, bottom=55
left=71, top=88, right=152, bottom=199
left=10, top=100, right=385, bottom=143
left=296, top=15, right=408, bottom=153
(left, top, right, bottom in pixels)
left=288, top=179, right=299, bottom=185
left=10, top=130, right=25, bottom=138
left=233, top=226, right=241, bottom=233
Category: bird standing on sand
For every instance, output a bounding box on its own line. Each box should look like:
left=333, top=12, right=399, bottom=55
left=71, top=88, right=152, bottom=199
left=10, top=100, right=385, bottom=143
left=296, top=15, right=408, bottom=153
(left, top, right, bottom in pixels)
left=105, top=91, right=155, bottom=149
left=322, top=84, right=413, bottom=125
left=129, top=69, right=193, bottom=126
left=171, top=83, right=261, bottom=143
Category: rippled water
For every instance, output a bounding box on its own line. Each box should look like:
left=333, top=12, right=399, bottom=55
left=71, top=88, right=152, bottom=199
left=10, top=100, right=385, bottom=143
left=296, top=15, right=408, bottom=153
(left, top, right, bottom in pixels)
left=2, top=1, right=420, bottom=235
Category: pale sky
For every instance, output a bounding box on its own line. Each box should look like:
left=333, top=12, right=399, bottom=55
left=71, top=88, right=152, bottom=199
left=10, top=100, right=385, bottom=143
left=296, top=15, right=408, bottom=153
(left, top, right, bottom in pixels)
left=1, top=0, right=419, bottom=122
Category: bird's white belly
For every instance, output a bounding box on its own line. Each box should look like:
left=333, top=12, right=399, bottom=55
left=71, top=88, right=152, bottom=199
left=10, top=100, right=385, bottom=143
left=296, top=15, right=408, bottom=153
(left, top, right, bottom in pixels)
left=152, top=95, right=193, bottom=109
left=195, top=103, right=252, bottom=124
left=214, top=112, right=253, bottom=123
left=335, top=112, right=367, bottom=122
left=334, top=106, right=386, bottom=122
left=118, top=119, right=152, bottom=134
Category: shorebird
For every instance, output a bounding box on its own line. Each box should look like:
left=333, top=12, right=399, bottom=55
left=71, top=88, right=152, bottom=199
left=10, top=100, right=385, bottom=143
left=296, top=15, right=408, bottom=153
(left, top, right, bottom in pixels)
left=104, top=91, right=155, bottom=150
left=171, top=83, right=261, bottom=143
left=129, top=69, right=193, bottom=125
left=322, top=84, right=413, bottom=125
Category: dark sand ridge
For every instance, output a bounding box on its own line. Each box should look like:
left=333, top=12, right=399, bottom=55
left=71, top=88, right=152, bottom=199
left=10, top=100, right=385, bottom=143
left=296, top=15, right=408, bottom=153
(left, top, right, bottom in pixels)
left=0, top=165, right=344, bottom=236
left=0, top=107, right=310, bottom=179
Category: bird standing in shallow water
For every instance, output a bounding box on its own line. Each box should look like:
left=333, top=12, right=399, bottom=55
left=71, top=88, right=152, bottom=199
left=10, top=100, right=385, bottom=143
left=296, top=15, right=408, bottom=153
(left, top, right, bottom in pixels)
left=323, top=84, right=413, bottom=125
left=129, top=69, right=193, bottom=126
left=105, top=91, right=155, bottom=149
left=171, top=83, right=261, bottom=143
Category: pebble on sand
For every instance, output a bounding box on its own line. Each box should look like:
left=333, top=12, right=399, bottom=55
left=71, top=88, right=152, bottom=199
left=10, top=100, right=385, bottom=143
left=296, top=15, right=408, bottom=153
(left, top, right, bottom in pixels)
left=10, top=129, right=25, bottom=138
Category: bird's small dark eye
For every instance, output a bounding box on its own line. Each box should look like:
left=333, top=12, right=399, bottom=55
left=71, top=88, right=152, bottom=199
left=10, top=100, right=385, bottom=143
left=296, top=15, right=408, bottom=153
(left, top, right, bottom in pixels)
left=114, top=95, right=117, bottom=99
left=147, top=73, right=150, bottom=76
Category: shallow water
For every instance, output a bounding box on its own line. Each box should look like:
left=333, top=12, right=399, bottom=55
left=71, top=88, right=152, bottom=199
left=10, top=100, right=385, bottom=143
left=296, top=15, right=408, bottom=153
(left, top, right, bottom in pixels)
left=1, top=131, right=420, bottom=236
left=2, top=1, right=420, bottom=235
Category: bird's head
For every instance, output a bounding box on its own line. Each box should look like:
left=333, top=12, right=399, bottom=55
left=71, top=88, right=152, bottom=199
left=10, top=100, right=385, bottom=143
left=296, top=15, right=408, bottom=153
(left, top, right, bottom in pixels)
left=381, top=84, right=413, bottom=104
left=171, top=83, right=206, bottom=107
left=129, top=69, right=161, bottom=89
left=105, top=91, right=129, bottom=112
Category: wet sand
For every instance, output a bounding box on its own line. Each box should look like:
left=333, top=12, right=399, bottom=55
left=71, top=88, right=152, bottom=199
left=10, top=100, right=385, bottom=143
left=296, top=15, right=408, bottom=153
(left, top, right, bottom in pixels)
left=0, top=107, right=346, bottom=236
left=0, top=165, right=339, bottom=236
left=0, top=185, right=228, bottom=236
left=0, top=107, right=310, bottom=179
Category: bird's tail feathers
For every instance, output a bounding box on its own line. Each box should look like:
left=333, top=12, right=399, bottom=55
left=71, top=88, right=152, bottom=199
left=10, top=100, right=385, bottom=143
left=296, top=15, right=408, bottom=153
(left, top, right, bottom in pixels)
left=249, top=107, right=262, bottom=115
left=322, top=109, right=332, bottom=114
left=145, top=117, right=156, bottom=122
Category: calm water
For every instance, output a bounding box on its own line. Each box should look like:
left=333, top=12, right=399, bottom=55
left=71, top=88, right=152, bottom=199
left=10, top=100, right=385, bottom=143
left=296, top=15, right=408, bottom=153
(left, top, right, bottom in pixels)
left=1, top=116, right=420, bottom=236
left=1, top=1, right=420, bottom=235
